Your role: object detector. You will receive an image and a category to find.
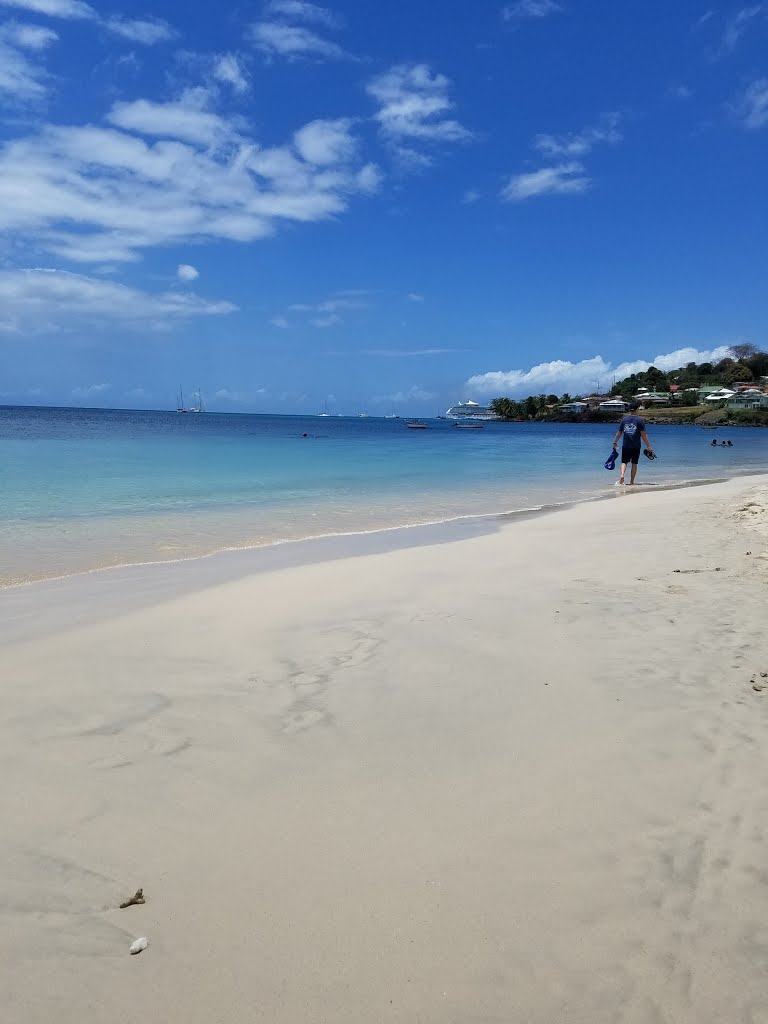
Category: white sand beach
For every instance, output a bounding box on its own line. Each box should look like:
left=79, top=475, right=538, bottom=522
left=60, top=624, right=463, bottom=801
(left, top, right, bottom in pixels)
left=2, top=477, right=768, bottom=1024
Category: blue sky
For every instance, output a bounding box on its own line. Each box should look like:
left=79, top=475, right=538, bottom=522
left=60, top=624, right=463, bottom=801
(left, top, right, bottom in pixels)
left=0, top=0, right=766, bottom=413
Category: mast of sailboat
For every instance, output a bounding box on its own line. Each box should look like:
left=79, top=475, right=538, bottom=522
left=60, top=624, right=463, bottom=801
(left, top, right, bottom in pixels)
left=176, top=385, right=186, bottom=413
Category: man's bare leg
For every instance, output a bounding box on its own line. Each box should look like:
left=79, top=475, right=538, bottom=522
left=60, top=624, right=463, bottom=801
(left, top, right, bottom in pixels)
left=629, top=461, right=638, bottom=484
left=619, top=462, right=627, bottom=485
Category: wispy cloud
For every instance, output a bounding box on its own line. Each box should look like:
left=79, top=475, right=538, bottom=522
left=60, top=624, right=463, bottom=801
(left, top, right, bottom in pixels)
left=734, top=77, right=768, bottom=128
left=264, top=0, right=341, bottom=28
left=407, top=292, right=424, bottom=302
left=0, top=268, right=236, bottom=332
left=102, top=17, right=175, bottom=44
left=375, top=384, right=437, bottom=404
left=465, top=346, right=736, bottom=397
left=284, top=292, right=367, bottom=328
left=0, top=20, right=57, bottom=99
left=533, top=112, right=622, bottom=158
left=461, top=188, right=481, bottom=204
left=250, top=1, right=347, bottom=60
left=0, top=0, right=94, bottom=19
left=177, top=264, right=199, bottom=281
left=71, top=382, right=111, bottom=398
left=214, top=387, right=252, bottom=402
left=719, top=4, right=764, bottom=54
left=0, top=89, right=380, bottom=263
left=502, top=161, right=590, bottom=201
left=366, top=63, right=472, bottom=168
left=502, top=114, right=621, bottom=201
left=502, top=0, right=563, bottom=23
left=0, top=0, right=175, bottom=44
left=360, top=348, right=459, bottom=357
left=212, top=53, right=249, bottom=93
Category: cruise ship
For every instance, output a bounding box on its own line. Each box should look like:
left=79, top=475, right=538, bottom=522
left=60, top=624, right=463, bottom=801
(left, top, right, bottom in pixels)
left=445, top=400, right=498, bottom=420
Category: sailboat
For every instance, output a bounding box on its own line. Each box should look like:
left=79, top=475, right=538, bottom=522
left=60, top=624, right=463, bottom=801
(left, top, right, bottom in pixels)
left=318, top=400, right=331, bottom=417
left=176, top=386, right=188, bottom=413
left=190, top=388, right=205, bottom=413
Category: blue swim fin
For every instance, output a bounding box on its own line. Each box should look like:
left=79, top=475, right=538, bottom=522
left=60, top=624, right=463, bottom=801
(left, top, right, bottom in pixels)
left=605, top=448, right=619, bottom=470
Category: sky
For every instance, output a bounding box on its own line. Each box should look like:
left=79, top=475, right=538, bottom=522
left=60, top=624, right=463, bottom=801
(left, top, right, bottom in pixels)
left=0, top=0, right=766, bottom=413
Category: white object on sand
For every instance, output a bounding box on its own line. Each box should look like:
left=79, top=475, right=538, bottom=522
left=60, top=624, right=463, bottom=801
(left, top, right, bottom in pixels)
left=129, top=937, right=148, bottom=955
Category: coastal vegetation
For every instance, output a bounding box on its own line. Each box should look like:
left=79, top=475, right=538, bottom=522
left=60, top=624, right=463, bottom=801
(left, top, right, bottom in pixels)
left=489, top=345, right=768, bottom=425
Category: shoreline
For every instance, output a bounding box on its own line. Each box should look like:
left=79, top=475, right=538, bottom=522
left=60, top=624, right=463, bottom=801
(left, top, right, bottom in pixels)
left=0, top=471, right=748, bottom=593
left=3, top=473, right=768, bottom=1023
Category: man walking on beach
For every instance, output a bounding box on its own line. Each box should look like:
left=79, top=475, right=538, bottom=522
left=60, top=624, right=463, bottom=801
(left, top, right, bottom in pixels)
left=612, top=403, right=654, bottom=485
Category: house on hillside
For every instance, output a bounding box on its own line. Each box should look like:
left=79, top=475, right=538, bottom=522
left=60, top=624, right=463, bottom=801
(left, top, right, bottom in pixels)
left=727, top=390, right=768, bottom=410
left=697, top=385, right=728, bottom=402
left=704, top=388, right=737, bottom=403
left=599, top=398, right=630, bottom=413
left=634, top=389, right=671, bottom=406
left=560, top=402, right=589, bottom=413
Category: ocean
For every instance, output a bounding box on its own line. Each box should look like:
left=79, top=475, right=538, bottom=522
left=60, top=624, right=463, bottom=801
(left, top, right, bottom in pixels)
left=1, top=405, right=765, bottom=586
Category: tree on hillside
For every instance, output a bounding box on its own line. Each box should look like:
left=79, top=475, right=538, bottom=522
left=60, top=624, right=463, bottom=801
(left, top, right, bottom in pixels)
left=731, top=343, right=758, bottom=362
left=745, top=352, right=768, bottom=377
left=560, top=393, right=572, bottom=404
left=523, top=396, right=538, bottom=418
left=490, top=397, right=521, bottom=420
left=546, top=394, right=559, bottom=405
left=723, top=362, right=753, bottom=384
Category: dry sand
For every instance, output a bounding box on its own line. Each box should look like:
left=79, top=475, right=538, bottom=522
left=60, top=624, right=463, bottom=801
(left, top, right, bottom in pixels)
left=2, top=478, right=768, bottom=1024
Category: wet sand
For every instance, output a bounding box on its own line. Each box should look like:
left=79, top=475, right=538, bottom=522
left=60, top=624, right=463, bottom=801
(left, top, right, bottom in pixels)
left=2, top=477, right=768, bottom=1023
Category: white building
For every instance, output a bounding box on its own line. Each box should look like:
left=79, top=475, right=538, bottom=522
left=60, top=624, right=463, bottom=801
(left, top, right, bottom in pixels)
left=599, top=399, right=630, bottom=413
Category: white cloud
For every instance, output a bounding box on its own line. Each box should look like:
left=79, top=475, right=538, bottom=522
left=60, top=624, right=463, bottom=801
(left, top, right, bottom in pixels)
left=212, top=53, right=249, bottom=93
left=293, top=118, right=356, bottom=165
left=360, top=348, right=458, bottom=357
left=102, top=17, right=175, bottom=45
left=311, top=313, right=340, bottom=328
left=0, top=268, right=236, bottom=331
left=0, top=89, right=378, bottom=263
left=461, top=188, right=481, bottom=204
left=367, top=64, right=472, bottom=166
left=71, top=382, right=111, bottom=398
left=502, top=0, right=563, bottom=22
left=270, top=315, right=289, bottom=328
left=501, top=161, right=589, bottom=201
left=503, top=114, right=621, bottom=202
left=250, top=0, right=347, bottom=62
left=0, top=0, right=94, bottom=18
left=177, top=263, right=199, bottom=281
left=736, top=78, right=768, bottom=129
left=533, top=113, right=622, bottom=158
left=107, top=89, right=232, bottom=145
left=0, top=0, right=175, bottom=44
left=264, top=0, right=341, bottom=27
left=0, top=20, right=57, bottom=99
left=720, top=5, right=764, bottom=54
left=4, top=21, right=58, bottom=48
left=465, top=346, right=737, bottom=397
left=250, top=21, right=344, bottom=59
left=380, top=384, right=436, bottom=404
left=214, top=387, right=250, bottom=402
left=407, top=292, right=424, bottom=302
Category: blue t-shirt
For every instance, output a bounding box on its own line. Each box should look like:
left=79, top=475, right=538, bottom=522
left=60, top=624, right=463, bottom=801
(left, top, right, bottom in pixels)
left=619, top=415, right=646, bottom=448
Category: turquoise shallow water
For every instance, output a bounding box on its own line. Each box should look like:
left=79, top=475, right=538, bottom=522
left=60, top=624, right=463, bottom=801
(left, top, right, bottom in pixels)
left=1, top=406, right=766, bottom=585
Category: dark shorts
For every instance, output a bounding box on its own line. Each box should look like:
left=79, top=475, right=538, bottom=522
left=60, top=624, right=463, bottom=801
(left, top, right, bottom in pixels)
left=622, top=445, right=641, bottom=465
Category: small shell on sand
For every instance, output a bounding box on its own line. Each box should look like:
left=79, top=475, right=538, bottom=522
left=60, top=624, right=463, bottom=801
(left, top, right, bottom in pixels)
left=129, top=937, right=148, bottom=955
